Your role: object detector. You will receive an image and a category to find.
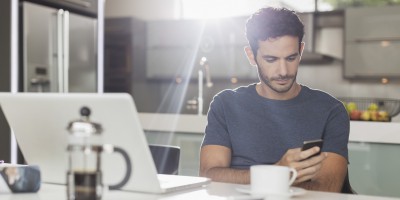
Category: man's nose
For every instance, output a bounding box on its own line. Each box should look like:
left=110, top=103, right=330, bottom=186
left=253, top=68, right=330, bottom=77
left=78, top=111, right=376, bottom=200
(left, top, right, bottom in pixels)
left=277, top=60, right=288, bottom=76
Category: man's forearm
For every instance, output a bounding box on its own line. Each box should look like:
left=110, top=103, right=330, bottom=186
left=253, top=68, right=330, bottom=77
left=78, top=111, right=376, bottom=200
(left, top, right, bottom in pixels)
left=202, top=167, right=250, bottom=184
left=295, top=177, right=342, bottom=192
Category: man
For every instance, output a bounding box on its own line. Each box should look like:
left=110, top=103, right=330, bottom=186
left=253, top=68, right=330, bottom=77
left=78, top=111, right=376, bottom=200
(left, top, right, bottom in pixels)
left=199, top=7, right=349, bottom=192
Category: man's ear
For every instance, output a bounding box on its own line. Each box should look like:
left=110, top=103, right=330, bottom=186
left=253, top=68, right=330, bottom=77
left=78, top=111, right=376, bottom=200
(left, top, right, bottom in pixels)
left=244, top=46, right=257, bottom=66
left=299, top=42, right=305, bottom=57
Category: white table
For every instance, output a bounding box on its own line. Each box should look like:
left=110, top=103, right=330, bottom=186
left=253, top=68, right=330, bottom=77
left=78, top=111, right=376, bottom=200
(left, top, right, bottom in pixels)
left=2, top=182, right=399, bottom=200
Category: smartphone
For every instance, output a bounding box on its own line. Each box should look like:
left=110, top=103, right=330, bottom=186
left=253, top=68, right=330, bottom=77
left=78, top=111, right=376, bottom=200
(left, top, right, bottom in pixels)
left=301, top=139, right=324, bottom=157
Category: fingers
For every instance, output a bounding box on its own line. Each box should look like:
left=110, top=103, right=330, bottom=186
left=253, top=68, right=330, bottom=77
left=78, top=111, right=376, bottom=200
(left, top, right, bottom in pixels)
left=294, top=174, right=314, bottom=184
left=294, top=153, right=327, bottom=183
left=293, top=152, right=326, bottom=170
left=298, top=146, right=321, bottom=161
left=281, top=147, right=321, bottom=164
left=295, top=168, right=320, bottom=183
left=277, top=148, right=327, bottom=184
left=296, top=159, right=322, bottom=179
left=303, top=152, right=326, bottom=167
left=277, top=147, right=325, bottom=168
left=276, top=148, right=296, bottom=166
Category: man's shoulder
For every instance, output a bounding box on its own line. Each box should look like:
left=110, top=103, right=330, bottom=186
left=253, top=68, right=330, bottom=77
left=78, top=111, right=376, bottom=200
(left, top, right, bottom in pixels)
left=215, top=84, right=256, bottom=98
left=302, top=85, right=340, bottom=104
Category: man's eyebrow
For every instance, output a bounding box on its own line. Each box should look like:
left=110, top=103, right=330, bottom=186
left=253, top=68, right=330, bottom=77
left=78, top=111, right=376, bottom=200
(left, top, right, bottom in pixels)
left=285, top=53, right=299, bottom=58
left=261, top=55, right=278, bottom=59
left=261, top=53, right=299, bottom=59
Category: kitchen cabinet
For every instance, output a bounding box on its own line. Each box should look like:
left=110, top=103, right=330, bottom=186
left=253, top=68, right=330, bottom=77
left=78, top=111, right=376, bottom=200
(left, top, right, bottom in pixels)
left=345, top=41, right=400, bottom=77
left=344, top=6, right=400, bottom=78
left=104, top=17, right=146, bottom=93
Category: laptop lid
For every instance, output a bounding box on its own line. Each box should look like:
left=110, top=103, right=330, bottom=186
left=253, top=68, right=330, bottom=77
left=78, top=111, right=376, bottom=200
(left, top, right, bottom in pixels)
left=0, top=93, right=209, bottom=193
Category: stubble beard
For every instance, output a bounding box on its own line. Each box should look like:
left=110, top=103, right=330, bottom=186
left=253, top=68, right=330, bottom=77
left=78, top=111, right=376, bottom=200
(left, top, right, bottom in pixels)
left=257, top=65, right=297, bottom=94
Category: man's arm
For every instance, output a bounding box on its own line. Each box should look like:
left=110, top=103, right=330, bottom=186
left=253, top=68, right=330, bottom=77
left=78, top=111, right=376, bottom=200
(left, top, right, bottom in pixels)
left=276, top=147, right=346, bottom=192
left=295, top=152, right=347, bottom=192
left=199, top=145, right=250, bottom=184
left=199, top=145, right=329, bottom=185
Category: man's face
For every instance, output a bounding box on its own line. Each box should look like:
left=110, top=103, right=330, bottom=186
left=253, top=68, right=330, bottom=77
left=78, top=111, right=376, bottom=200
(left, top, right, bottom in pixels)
left=254, top=36, right=302, bottom=94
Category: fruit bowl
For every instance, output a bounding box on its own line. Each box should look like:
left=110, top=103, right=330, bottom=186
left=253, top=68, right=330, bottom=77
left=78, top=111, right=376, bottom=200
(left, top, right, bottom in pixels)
left=338, top=97, right=400, bottom=122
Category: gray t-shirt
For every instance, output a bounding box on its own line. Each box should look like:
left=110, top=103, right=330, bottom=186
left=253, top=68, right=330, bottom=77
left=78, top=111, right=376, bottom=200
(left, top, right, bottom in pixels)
left=202, top=84, right=349, bottom=169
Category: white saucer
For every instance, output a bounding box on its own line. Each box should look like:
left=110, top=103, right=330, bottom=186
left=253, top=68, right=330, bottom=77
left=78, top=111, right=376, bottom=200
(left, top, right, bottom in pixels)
left=235, top=185, right=307, bottom=197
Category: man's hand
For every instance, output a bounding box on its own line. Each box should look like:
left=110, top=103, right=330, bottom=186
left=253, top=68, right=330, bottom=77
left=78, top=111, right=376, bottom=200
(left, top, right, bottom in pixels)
left=276, top=147, right=327, bottom=184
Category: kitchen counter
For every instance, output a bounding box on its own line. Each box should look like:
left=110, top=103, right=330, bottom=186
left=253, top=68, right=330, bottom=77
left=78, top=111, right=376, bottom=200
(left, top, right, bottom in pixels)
left=138, top=113, right=400, bottom=144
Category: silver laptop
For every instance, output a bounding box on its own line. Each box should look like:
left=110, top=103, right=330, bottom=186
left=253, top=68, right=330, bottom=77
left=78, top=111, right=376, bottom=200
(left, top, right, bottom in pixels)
left=0, top=92, right=210, bottom=193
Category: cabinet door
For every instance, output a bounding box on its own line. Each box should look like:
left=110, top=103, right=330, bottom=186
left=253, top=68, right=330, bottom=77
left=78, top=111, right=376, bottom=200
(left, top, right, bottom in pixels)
left=344, top=6, right=400, bottom=78
left=345, top=6, right=400, bottom=42
left=345, top=41, right=400, bottom=77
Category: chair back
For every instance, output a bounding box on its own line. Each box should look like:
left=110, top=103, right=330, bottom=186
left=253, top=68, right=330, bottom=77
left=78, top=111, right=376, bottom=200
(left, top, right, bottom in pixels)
left=149, top=144, right=180, bottom=175
left=341, top=169, right=356, bottom=194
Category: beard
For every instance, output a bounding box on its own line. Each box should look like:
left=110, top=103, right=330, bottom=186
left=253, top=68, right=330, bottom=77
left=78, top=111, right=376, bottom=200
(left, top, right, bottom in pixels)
left=257, top=65, right=297, bottom=93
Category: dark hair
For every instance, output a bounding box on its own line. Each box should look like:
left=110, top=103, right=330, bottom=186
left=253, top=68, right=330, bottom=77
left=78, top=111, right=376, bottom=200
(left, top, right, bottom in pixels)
left=245, top=7, right=304, bottom=57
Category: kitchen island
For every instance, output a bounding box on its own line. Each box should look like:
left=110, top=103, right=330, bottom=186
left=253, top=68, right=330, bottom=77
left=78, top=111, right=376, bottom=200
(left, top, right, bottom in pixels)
left=138, top=112, right=400, bottom=144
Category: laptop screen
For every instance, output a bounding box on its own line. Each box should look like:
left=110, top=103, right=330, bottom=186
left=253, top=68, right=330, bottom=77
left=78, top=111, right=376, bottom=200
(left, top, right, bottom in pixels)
left=0, top=93, right=164, bottom=193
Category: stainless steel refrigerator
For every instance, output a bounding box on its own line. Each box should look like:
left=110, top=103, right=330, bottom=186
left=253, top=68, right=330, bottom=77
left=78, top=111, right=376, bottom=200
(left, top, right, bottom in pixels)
left=0, top=0, right=104, bottom=164
left=22, top=0, right=99, bottom=93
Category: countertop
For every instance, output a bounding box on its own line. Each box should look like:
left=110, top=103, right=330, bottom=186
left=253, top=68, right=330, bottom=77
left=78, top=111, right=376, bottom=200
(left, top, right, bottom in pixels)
left=138, top=113, right=400, bottom=144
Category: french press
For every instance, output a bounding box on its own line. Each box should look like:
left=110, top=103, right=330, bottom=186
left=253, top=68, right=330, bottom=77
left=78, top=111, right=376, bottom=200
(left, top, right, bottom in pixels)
left=66, top=107, right=132, bottom=200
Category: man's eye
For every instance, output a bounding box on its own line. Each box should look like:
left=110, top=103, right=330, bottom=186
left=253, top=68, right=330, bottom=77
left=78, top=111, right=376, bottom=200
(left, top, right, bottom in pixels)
left=265, top=58, right=277, bottom=63
left=286, top=56, right=297, bottom=61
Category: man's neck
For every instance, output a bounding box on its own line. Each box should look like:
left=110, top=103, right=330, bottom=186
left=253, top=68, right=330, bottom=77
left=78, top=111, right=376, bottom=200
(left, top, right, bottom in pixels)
left=256, top=82, right=301, bottom=100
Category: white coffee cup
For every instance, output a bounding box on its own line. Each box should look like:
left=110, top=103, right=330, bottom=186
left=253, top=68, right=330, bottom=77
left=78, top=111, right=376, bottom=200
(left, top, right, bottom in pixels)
left=250, top=165, right=297, bottom=196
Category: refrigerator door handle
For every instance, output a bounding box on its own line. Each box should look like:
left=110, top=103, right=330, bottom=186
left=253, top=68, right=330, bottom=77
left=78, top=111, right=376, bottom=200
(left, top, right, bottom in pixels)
left=63, top=11, right=70, bottom=93
left=57, top=9, right=64, bottom=92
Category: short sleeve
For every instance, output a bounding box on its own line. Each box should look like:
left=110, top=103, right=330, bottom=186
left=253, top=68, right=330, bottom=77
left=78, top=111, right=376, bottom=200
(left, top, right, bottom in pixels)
left=201, top=95, right=232, bottom=148
left=322, top=102, right=350, bottom=161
